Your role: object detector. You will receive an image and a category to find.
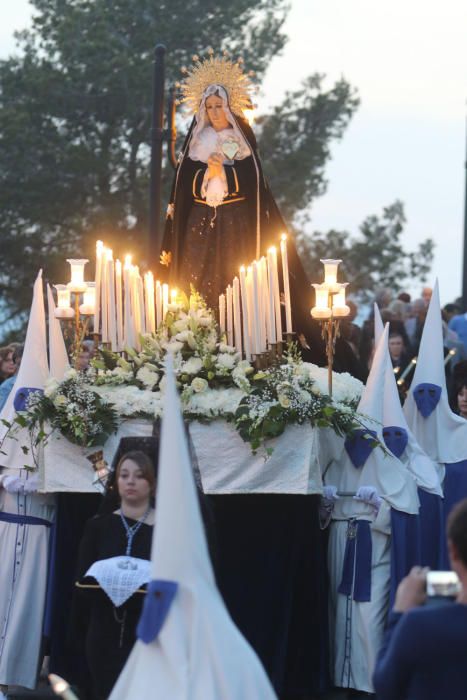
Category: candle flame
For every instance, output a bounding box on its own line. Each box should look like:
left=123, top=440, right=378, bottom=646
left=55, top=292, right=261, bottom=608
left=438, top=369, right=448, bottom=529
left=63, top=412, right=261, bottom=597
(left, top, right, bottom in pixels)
left=124, top=254, right=132, bottom=269
left=281, top=233, right=287, bottom=242
left=106, top=248, right=113, bottom=262
left=96, top=240, right=104, bottom=254
left=267, top=246, right=276, bottom=254
left=240, top=265, right=245, bottom=273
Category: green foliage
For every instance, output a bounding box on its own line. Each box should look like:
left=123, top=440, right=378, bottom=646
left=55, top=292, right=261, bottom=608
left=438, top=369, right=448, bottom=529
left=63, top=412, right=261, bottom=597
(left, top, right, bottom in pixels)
left=296, top=200, right=435, bottom=301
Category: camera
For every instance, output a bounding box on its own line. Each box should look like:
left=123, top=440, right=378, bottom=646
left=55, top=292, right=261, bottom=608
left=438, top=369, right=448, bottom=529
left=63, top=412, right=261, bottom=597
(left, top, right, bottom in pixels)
left=425, top=571, right=460, bottom=606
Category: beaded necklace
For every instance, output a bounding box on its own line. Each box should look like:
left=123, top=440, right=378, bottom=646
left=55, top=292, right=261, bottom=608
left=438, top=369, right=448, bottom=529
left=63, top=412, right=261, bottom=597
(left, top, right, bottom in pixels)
left=119, top=505, right=151, bottom=556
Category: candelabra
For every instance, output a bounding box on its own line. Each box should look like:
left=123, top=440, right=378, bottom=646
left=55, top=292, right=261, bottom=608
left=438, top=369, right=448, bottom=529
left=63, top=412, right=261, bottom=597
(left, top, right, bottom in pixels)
left=54, top=259, right=96, bottom=369
left=310, top=259, right=350, bottom=397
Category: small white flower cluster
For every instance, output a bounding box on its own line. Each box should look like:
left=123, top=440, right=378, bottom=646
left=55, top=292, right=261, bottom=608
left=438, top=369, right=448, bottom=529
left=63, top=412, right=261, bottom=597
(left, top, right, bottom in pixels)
left=301, top=363, right=363, bottom=404
left=93, top=385, right=163, bottom=418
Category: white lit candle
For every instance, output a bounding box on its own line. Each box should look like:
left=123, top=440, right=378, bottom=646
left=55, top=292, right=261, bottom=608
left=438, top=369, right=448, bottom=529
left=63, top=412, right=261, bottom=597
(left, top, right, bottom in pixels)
left=137, top=273, right=145, bottom=335
left=219, top=293, right=226, bottom=335
left=66, top=259, right=89, bottom=293
left=233, top=276, right=243, bottom=355
left=94, top=241, right=104, bottom=335
left=79, top=283, right=96, bottom=315
left=311, top=283, right=332, bottom=319
left=266, top=248, right=277, bottom=344
left=280, top=234, right=293, bottom=334
left=106, top=249, right=117, bottom=350
left=226, top=285, right=233, bottom=346
left=123, top=255, right=133, bottom=349
left=248, top=265, right=259, bottom=354
left=155, top=280, right=162, bottom=328
left=252, top=262, right=263, bottom=352
left=115, top=260, right=123, bottom=349
left=270, top=247, right=282, bottom=341
left=145, top=272, right=156, bottom=333
left=259, top=257, right=269, bottom=348
left=54, top=285, right=74, bottom=319
left=100, top=249, right=108, bottom=342
left=239, top=266, right=251, bottom=360
left=162, top=283, right=169, bottom=320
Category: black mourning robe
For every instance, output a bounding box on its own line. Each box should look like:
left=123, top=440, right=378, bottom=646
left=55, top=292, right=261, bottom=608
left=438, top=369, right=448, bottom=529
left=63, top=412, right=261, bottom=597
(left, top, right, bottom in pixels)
left=160, top=115, right=363, bottom=376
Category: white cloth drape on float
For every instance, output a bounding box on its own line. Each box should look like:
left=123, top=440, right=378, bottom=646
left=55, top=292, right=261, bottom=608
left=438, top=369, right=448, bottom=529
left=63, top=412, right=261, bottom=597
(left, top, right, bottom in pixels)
left=109, top=357, right=277, bottom=700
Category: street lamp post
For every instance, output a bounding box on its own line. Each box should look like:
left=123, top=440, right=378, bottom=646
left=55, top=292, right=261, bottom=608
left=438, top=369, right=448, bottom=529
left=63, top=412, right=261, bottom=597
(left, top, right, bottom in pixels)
left=148, top=44, right=177, bottom=270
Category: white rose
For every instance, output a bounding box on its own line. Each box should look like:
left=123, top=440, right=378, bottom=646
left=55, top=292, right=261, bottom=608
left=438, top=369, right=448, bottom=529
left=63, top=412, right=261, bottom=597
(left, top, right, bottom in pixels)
left=191, top=377, right=208, bottom=393
left=219, top=342, right=236, bottom=354
left=136, top=366, right=160, bottom=389
left=216, top=353, right=236, bottom=370
left=53, top=394, right=68, bottom=408
left=166, top=340, right=184, bottom=354
left=44, top=379, right=59, bottom=398
left=63, top=368, right=77, bottom=381
left=182, top=357, right=203, bottom=375
left=278, top=394, right=291, bottom=409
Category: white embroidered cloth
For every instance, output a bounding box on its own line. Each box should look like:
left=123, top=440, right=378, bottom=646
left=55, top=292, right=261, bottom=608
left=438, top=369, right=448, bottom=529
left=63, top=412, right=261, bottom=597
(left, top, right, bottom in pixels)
left=85, top=556, right=151, bottom=607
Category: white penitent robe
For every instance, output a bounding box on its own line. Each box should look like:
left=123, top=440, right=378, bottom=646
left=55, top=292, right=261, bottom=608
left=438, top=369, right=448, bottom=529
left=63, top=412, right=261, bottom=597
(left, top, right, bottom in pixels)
left=0, top=469, right=55, bottom=688
left=324, top=440, right=418, bottom=693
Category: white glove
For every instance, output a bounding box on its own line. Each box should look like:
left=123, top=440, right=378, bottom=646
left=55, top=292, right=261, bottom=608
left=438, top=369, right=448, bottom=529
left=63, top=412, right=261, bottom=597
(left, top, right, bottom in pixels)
left=322, top=485, right=339, bottom=502
left=2, top=475, right=25, bottom=493
left=23, top=474, right=40, bottom=493
left=0, top=474, right=39, bottom=494
left=354, top=485, right=382, bottom=513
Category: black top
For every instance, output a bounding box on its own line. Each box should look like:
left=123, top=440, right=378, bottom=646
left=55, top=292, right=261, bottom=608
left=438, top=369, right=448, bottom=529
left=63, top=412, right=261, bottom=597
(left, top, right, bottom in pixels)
left=72, top=512, right=153, bottom=700
left=373, top=605, right=467, bottom=699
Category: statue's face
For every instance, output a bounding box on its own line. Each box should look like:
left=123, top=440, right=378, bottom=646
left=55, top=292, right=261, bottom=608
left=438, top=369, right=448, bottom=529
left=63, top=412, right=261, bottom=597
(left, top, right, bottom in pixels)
left=205, top=95, right=230, bottom=131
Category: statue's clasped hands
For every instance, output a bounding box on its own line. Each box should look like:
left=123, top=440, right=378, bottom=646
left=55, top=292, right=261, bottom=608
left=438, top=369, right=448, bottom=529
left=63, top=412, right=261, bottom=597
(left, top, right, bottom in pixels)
left=207, top=152, right=224, bottom=179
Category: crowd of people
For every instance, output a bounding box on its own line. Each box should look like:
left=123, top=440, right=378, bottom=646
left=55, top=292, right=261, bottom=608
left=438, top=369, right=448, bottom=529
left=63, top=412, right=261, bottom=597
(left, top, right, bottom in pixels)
left=339, top=286, right=467, bottom=412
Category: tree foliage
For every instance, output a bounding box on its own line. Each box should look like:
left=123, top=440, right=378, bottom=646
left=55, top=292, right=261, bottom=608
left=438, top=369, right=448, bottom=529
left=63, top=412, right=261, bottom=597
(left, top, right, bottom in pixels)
left=0, top=0, right=428, bottom=342
left=257, top=74, right=359, bottom=220
left=296, top=200, right=435, bottom=302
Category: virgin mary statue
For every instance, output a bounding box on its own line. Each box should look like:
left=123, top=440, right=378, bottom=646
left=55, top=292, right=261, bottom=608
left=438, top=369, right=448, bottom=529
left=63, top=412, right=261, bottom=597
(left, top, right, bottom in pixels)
left=160, top=54, right=305, bottom=305
left=160, top=52, right=363, bottom=376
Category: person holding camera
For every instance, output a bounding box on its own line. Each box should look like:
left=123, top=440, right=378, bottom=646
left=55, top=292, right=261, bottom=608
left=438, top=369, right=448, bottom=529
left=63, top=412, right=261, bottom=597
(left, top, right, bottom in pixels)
left=373, top=498, right=467, bottom=699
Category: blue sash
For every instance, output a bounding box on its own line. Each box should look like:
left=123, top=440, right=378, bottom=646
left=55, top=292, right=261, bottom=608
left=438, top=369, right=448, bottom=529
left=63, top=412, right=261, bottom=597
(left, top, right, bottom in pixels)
left=338, top=519, right=372, bottom=602
left=0, top=511, right=52, bottom=527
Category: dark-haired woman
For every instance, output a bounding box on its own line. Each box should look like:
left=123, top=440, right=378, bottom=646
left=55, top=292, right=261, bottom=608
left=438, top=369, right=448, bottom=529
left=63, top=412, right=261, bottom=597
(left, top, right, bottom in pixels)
left=73, top=451, right=155, bottom=700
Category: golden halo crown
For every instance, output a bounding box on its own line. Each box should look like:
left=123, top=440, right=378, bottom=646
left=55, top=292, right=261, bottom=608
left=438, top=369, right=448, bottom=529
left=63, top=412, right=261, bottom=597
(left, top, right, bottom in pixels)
left=178, top=49, right=255, bottom=116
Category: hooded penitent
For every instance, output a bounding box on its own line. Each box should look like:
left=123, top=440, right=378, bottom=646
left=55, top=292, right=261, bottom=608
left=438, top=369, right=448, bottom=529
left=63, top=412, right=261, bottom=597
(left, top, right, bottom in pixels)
left=374, top=313, right=444, bottom=569
left=404, top=281, right=467, bottom=565
left=403, top=280, right=467, bottom=462
left=0, top=270, right=49, bottom=470
left=324, top=324, right=419, bottom=693
left=108, top=357, right=277, bottom=700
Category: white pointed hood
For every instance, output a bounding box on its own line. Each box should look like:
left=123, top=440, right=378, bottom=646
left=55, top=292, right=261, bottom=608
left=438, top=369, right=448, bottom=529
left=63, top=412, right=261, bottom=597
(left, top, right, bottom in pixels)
left=357, top=322, right=390, bottom=425
left=0, top=270, right=49, bottom=470
left=325, top=325, right=419, bottom=517
left=374, top=303, right=384, bottom=347
left=403, top=280, right=467, bottom=463
left=381, top=329, right=443, bottom=495
left=109, top=357, right=277, bottom=700
left=47, top=284, right=70, bottom=381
